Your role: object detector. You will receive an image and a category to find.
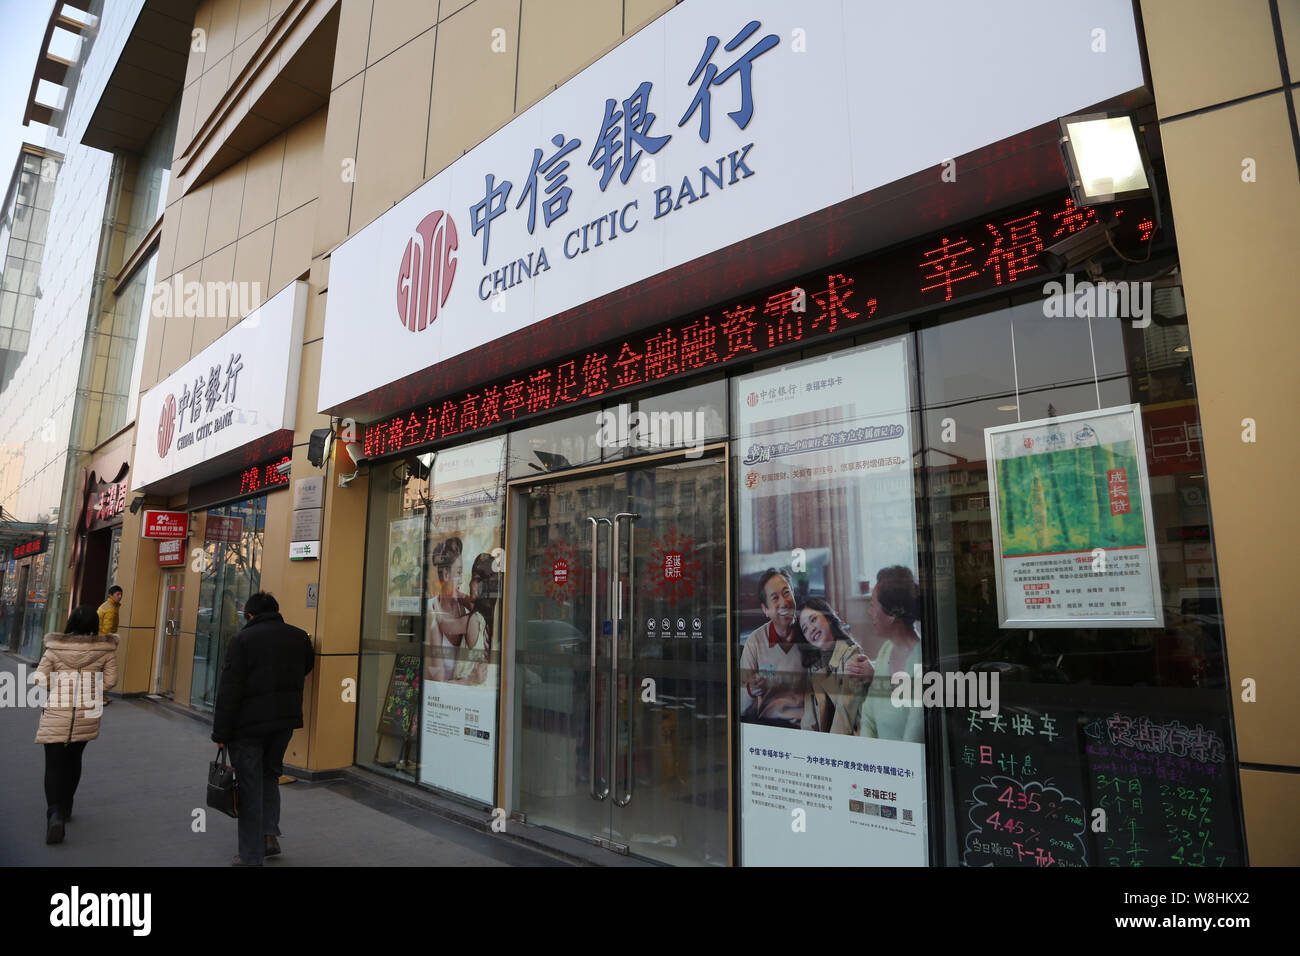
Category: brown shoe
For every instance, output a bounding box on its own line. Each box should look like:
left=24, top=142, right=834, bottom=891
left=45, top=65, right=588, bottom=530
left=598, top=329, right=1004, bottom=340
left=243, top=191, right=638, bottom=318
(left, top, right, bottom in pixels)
left=231, top=855, right=262, bottom=867
left=264, top=835, right=281, bottom=857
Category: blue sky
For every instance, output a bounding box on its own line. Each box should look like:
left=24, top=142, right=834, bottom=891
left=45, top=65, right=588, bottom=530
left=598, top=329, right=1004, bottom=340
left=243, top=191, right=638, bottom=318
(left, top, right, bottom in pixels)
left=0, top=1, right=59, bottom=178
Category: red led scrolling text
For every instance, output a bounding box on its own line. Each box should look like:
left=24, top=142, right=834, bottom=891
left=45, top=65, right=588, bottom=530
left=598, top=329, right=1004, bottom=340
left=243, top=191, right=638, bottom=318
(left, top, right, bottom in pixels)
left=238, top=457, right=291, bottom=496
left=918, top=198, right=1143, bottom=302
left=363, top=273, right=874, bottom=457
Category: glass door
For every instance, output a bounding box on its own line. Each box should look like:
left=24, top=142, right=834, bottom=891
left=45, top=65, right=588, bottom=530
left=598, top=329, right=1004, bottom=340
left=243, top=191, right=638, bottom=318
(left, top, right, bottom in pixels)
left=511, top=449, right=731, bottom=865
left=156, top=571, right=183, bottom=697
left=191, top=496, right=267, bottom=709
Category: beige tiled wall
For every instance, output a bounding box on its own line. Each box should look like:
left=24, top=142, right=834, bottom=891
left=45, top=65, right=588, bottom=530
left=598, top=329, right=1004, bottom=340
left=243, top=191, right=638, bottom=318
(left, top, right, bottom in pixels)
left=145, top=107, right=326, bottom=387
left=424, top=0, right=520, bottom=179
left=1142, top=0, right=1283, bottom=117
left=1142, top=0, right=1300, bottom=865
left=516, top=0, right=623, bottom=111
left=351, top=26, right=437, bottom=227
left=179, top=0, right=291, bottom=158
left=318, top=0, right=675, bottom=253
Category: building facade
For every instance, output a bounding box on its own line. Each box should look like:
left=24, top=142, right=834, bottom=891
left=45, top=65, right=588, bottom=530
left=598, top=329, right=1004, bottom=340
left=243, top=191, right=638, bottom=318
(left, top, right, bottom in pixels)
left=0, top=0, right=162, bottom=662
left=9, top=0, right=1296, bottom=866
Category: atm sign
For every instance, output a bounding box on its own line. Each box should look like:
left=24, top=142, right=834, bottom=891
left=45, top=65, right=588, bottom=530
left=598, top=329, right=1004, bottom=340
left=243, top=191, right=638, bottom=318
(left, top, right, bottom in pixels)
left=142, top=510, right=188, bottom=539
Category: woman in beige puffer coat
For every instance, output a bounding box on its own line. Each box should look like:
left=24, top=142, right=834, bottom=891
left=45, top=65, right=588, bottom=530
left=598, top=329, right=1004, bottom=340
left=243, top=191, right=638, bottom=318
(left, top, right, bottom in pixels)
left=32, top=605, right=118, bottom=845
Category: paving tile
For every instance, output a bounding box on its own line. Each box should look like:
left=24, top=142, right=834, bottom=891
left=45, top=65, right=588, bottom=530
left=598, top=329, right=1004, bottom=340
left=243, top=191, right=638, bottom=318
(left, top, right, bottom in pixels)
left=0, top=655, right=565, bottom=867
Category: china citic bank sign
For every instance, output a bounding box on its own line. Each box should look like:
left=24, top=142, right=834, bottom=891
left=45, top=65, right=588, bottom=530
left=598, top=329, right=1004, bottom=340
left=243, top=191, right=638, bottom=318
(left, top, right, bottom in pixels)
left=157, top=393, right=177, bottom=458
left=397, top=210, right=458, bottom=332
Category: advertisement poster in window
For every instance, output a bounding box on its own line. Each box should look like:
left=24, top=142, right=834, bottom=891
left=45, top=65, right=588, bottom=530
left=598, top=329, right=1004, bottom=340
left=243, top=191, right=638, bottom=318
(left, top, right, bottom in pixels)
left=419, top=436, right=507, bottom=804
left=734, top=336, right=927, bottom=866
left=385, top=517, right=424, bottom=614
left=984, top=404, right=1163, bottom=628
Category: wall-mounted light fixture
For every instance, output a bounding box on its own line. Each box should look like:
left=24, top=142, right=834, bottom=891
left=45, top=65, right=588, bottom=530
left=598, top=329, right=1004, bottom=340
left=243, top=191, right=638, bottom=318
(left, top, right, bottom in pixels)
left=1058, top=112, right=1152, bottom=207
left=307, top=427, right=333, bottom=468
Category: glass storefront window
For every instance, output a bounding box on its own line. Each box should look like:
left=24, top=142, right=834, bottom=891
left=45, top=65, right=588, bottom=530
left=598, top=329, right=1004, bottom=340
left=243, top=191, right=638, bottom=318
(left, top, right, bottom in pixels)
left=348, top=223, right=1241, bottom=868
left=105, top=526, right=121, bottom=593
left=507, top=409, right=604, bottom=479
left=190, top=496, right=267, bottom=711
left=358, top=455, right=429, bottom=783
left=359, top=438, right=508, bottom=805
left=917, top=290, right=1242, bottom=867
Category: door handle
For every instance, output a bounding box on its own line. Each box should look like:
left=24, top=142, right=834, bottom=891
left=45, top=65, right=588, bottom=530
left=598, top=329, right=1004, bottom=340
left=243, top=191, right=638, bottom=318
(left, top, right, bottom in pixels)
left=588, top=516, right=612, bottom=802
left=611, top=512, right=639, bottom=807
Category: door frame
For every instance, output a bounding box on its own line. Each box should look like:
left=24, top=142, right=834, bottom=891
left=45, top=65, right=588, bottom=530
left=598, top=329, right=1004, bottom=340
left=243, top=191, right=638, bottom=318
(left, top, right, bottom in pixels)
left=152, top=569, right=183, bottom=696
left=498, top=441, right=734, bottom=864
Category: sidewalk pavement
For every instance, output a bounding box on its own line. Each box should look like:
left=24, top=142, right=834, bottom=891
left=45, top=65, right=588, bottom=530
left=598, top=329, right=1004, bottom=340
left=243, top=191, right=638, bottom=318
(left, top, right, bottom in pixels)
left=0, top=654, right=565, bottom=867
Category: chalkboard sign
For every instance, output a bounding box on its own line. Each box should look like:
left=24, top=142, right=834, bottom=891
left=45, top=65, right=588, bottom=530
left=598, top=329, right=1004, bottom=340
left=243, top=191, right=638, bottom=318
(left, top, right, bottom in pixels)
left=951, top=705, right=1091, bottom=867
left=1082, top=710, right=1241, bottom=867
left=377, top=655, right=421, bottom=740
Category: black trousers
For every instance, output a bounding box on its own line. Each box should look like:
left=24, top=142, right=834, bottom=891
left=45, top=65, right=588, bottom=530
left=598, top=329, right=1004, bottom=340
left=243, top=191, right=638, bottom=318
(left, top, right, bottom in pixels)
left=44, top=741, right=88, bottom=819
left=228, top=728, right=293, bottom=864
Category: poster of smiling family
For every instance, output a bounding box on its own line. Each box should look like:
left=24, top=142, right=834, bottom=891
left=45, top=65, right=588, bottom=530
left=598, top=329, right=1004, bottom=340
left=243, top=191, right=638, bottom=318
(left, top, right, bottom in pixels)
left=417, top=436, right=507, bottom=804
left=734, top=336, right=928, bottom=866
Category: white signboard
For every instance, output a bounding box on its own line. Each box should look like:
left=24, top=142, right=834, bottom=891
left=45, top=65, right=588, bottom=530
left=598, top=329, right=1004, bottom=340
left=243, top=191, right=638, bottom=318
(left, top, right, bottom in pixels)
left=743, top=724, right=926, bottom=866
left=293, top=476, right=325, bottom=510
left=319, top=0, right=1142, bottom=412
left=291, top=508, right=322, bottom=542
left=985, top=405, right=1164, bottom=628
left=289, top=541, right=319, bottom=560
left=134, top=281, right=307, bottom=490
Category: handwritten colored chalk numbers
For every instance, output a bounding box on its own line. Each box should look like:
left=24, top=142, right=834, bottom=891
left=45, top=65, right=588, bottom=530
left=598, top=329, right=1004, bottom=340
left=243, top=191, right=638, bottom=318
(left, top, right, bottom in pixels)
left=954, top=705, right=1242, bottom=867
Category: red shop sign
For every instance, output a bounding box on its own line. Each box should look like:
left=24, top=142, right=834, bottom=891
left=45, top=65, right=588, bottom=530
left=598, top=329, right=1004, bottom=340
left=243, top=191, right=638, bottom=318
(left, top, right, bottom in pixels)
left=142, top=510, right=188, bottom=539
left=205, top=515, right=244, bottom=543
left=158, top=538, right=187, bottom=566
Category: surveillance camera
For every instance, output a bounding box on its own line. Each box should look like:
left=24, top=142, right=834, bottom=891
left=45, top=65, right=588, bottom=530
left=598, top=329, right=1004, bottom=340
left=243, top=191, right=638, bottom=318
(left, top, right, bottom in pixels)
left=1042, top=220, right=1118, bottom=274
left=343, top=440, right=365, bottom=465
left=275, top=460, right=292, bottom=477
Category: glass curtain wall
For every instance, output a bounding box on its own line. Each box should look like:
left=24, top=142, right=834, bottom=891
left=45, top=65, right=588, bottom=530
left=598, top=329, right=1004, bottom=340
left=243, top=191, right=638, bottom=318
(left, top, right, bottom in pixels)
left=0, top=150, right=56, bottom=392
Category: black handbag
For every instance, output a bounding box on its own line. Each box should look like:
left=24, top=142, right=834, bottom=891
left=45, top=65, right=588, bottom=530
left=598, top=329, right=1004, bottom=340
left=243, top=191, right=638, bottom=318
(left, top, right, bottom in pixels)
left=207, top=746, right=239, bottom=818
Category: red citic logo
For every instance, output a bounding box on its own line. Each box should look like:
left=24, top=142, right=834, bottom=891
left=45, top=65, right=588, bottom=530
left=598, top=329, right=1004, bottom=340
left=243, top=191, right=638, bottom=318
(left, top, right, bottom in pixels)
left=157, top=393, right=177, bottom=458
left=747, top=392, right=760, bottom=407
left=397, top=210, right=458, bottom=332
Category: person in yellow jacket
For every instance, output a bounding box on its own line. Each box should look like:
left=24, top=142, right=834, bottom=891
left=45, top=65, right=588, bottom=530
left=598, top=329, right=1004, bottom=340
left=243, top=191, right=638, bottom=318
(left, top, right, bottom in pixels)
left=97, top=585, right=122, bottom=635
left=32, top=605, right=119, bottom=845
left=95, top=586, right=122, bottom=706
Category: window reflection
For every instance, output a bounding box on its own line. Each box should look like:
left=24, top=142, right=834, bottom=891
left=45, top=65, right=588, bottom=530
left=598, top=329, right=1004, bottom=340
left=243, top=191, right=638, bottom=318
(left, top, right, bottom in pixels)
left=191, top=497, right=267, bottom=711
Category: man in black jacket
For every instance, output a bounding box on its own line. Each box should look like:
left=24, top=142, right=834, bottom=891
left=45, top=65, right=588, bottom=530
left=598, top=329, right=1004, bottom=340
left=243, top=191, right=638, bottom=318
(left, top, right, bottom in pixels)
left=212, top=592, right=314, bottom=866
